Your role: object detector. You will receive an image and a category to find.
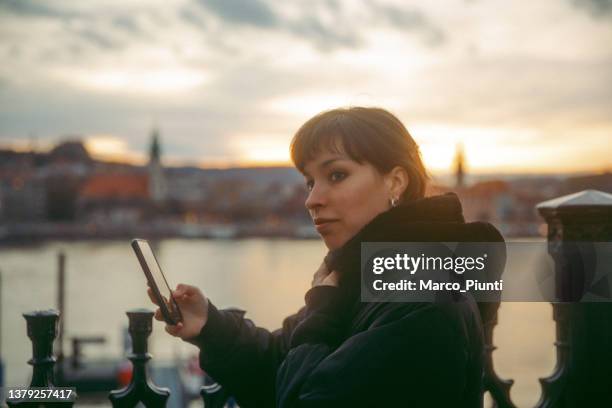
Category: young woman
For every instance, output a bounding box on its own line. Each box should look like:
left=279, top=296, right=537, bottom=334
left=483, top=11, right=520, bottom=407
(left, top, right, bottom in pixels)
left=148, top=107, right=504, bottom=407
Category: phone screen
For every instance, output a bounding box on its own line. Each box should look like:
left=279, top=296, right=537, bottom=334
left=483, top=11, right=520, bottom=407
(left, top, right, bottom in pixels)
left=132, top=239, right=181, bottom=323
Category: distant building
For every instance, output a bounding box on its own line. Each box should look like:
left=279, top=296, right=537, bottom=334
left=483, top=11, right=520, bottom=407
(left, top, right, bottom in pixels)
left=148, top=128, right=167, bottom=203
left=44, top=140, right=93, bottom=178
left=44, top=140, right=93, bottom=220
left=77, top=173, right=149, bottom=224
left=458, top=180, right=511, bottom=222
left=0, top=172, right=46, bottom=222
left=49, top=140, right=92, bottom=165
left=80, top=173, right=149, bottom=201
left=454, top=143, right=465, bottom=188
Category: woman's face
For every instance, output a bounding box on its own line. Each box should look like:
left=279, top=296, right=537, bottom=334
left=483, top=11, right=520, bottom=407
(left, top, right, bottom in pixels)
left=302, top=150, right=394, bottom=250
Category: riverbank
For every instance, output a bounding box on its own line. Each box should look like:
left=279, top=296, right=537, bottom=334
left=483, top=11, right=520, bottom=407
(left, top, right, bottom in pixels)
left=0, top=220, right=319, bottom=244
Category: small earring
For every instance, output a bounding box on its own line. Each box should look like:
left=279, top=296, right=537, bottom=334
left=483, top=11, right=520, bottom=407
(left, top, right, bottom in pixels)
left=390, top=197, right=399, bottom=207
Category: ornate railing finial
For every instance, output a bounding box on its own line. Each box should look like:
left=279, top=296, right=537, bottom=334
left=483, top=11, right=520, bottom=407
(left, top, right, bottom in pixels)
left=109, top=308, right=170, bottom=407
left=8, top=309, right=74, bottom=407
left=536, top=189, right=612, bottom=407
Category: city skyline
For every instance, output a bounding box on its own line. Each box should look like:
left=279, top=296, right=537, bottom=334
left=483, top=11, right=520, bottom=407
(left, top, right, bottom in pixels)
left=1, top=0, right=611, bottom=174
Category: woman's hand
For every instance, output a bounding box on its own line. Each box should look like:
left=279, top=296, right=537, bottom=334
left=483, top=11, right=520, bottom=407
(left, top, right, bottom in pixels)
left=311, top=261, right=340, bottom=287
left=147, top=283, right=209, bottom=341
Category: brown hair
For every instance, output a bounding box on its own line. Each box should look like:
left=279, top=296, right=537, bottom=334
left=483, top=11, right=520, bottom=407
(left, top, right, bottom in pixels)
left=290, top=107, right=428, bottom=202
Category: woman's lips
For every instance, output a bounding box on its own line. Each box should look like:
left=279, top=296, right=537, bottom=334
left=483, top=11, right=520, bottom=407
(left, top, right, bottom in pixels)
left=314, top=218, right=338, bottom=233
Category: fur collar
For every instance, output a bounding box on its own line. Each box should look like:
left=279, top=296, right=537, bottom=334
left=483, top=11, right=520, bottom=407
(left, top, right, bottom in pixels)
left=323, top=192, right=504, bottom=301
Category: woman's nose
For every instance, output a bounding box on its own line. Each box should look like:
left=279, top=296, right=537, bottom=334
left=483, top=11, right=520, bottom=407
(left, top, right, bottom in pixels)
left=305, top=183, right=326, bottom=211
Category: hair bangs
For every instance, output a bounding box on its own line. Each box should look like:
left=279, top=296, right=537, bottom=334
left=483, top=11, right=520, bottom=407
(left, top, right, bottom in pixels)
left=290, top=110, right=364, bottom=173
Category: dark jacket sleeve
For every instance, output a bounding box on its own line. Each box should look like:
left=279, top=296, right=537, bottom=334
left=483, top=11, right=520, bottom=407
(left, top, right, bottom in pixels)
left=275, top=286, right=476, bottom=408
left=188, top=301, right=306, bottom=407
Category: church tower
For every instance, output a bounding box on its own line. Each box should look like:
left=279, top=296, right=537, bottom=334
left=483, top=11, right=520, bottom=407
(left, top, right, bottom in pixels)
left=148, top=127, right=167, bottom=203
left=454, top=142, right=465, bottom=188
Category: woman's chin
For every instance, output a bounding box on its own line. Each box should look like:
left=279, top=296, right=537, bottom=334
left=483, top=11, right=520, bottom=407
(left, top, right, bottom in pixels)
left=322, top=235, right=347, bottom=251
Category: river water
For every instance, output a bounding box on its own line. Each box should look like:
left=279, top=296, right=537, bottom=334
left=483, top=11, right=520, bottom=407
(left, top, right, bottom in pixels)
left=0, top=239, right=554, bottom=407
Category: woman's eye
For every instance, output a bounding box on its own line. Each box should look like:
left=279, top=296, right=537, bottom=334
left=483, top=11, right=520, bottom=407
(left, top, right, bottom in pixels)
left=305, top=180, right=314, bottom=191
left=329, top=171, right=346, bottom=182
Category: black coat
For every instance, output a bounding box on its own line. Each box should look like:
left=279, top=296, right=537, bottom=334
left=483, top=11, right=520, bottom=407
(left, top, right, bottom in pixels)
left=190, top=193, right=505, bottom=407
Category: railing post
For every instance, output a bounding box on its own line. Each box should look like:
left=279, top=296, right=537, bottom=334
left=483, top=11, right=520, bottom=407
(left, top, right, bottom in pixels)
left=8, top=309, right=74, bottom=407
left=0, top=268, right=4, bottom=393
left=479, top=302, right=516, bottom=408
left=57, top=251, right=66, bottom=363
left=109, top=308, right=170, bottom=407
left=201, top=374, right=232, bottom=408
left=536, top=189, right=612, bottom=407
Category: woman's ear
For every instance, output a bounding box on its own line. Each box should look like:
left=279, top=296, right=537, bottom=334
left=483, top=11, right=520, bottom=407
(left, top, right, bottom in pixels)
left=385, top=166, right=410, bottom=201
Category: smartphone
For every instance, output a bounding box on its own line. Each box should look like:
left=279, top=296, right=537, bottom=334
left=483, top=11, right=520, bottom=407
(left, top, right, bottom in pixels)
left=131, top=239, right=183, bottom=325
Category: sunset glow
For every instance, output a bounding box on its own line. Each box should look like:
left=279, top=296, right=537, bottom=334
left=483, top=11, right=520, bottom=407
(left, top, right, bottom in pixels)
left=85, top=135, right=145, bottom=163
left=0, top=0, right=610, bottom=174
left=65, top=67, right=208, bottom=94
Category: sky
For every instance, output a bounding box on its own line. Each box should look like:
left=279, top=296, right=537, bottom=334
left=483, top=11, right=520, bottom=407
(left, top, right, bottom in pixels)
left=0, top=0, right=611, bottom=174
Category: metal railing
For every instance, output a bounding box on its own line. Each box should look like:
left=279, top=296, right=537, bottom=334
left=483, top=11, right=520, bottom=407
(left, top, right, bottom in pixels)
left=5, top=308, right=230, bottom=407
left=3, top=190, right=612, bottom=407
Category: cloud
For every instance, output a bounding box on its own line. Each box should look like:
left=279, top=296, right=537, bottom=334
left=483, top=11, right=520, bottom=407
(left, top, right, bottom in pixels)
left=0, top=58, right=313, bottom=162
left=400, top=55, right=612, bottom=133
left=370, top=3, right=446, bottom=46
left=285, top=16, right=362, bottom=50
left=572, top=0, right=612, bottom=17
left=195, top=0, right=278, bottom=27
left=179, top=6, right=207, bottom=29
left=111, top=16, right=142, bottom=35
left=0, top=0, right=78, bottom=19
left=187, top=0, right=443, bottom=51
left=71, top=27, right=123, bottom=50
left=0, top=0, right=611, bottom=172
